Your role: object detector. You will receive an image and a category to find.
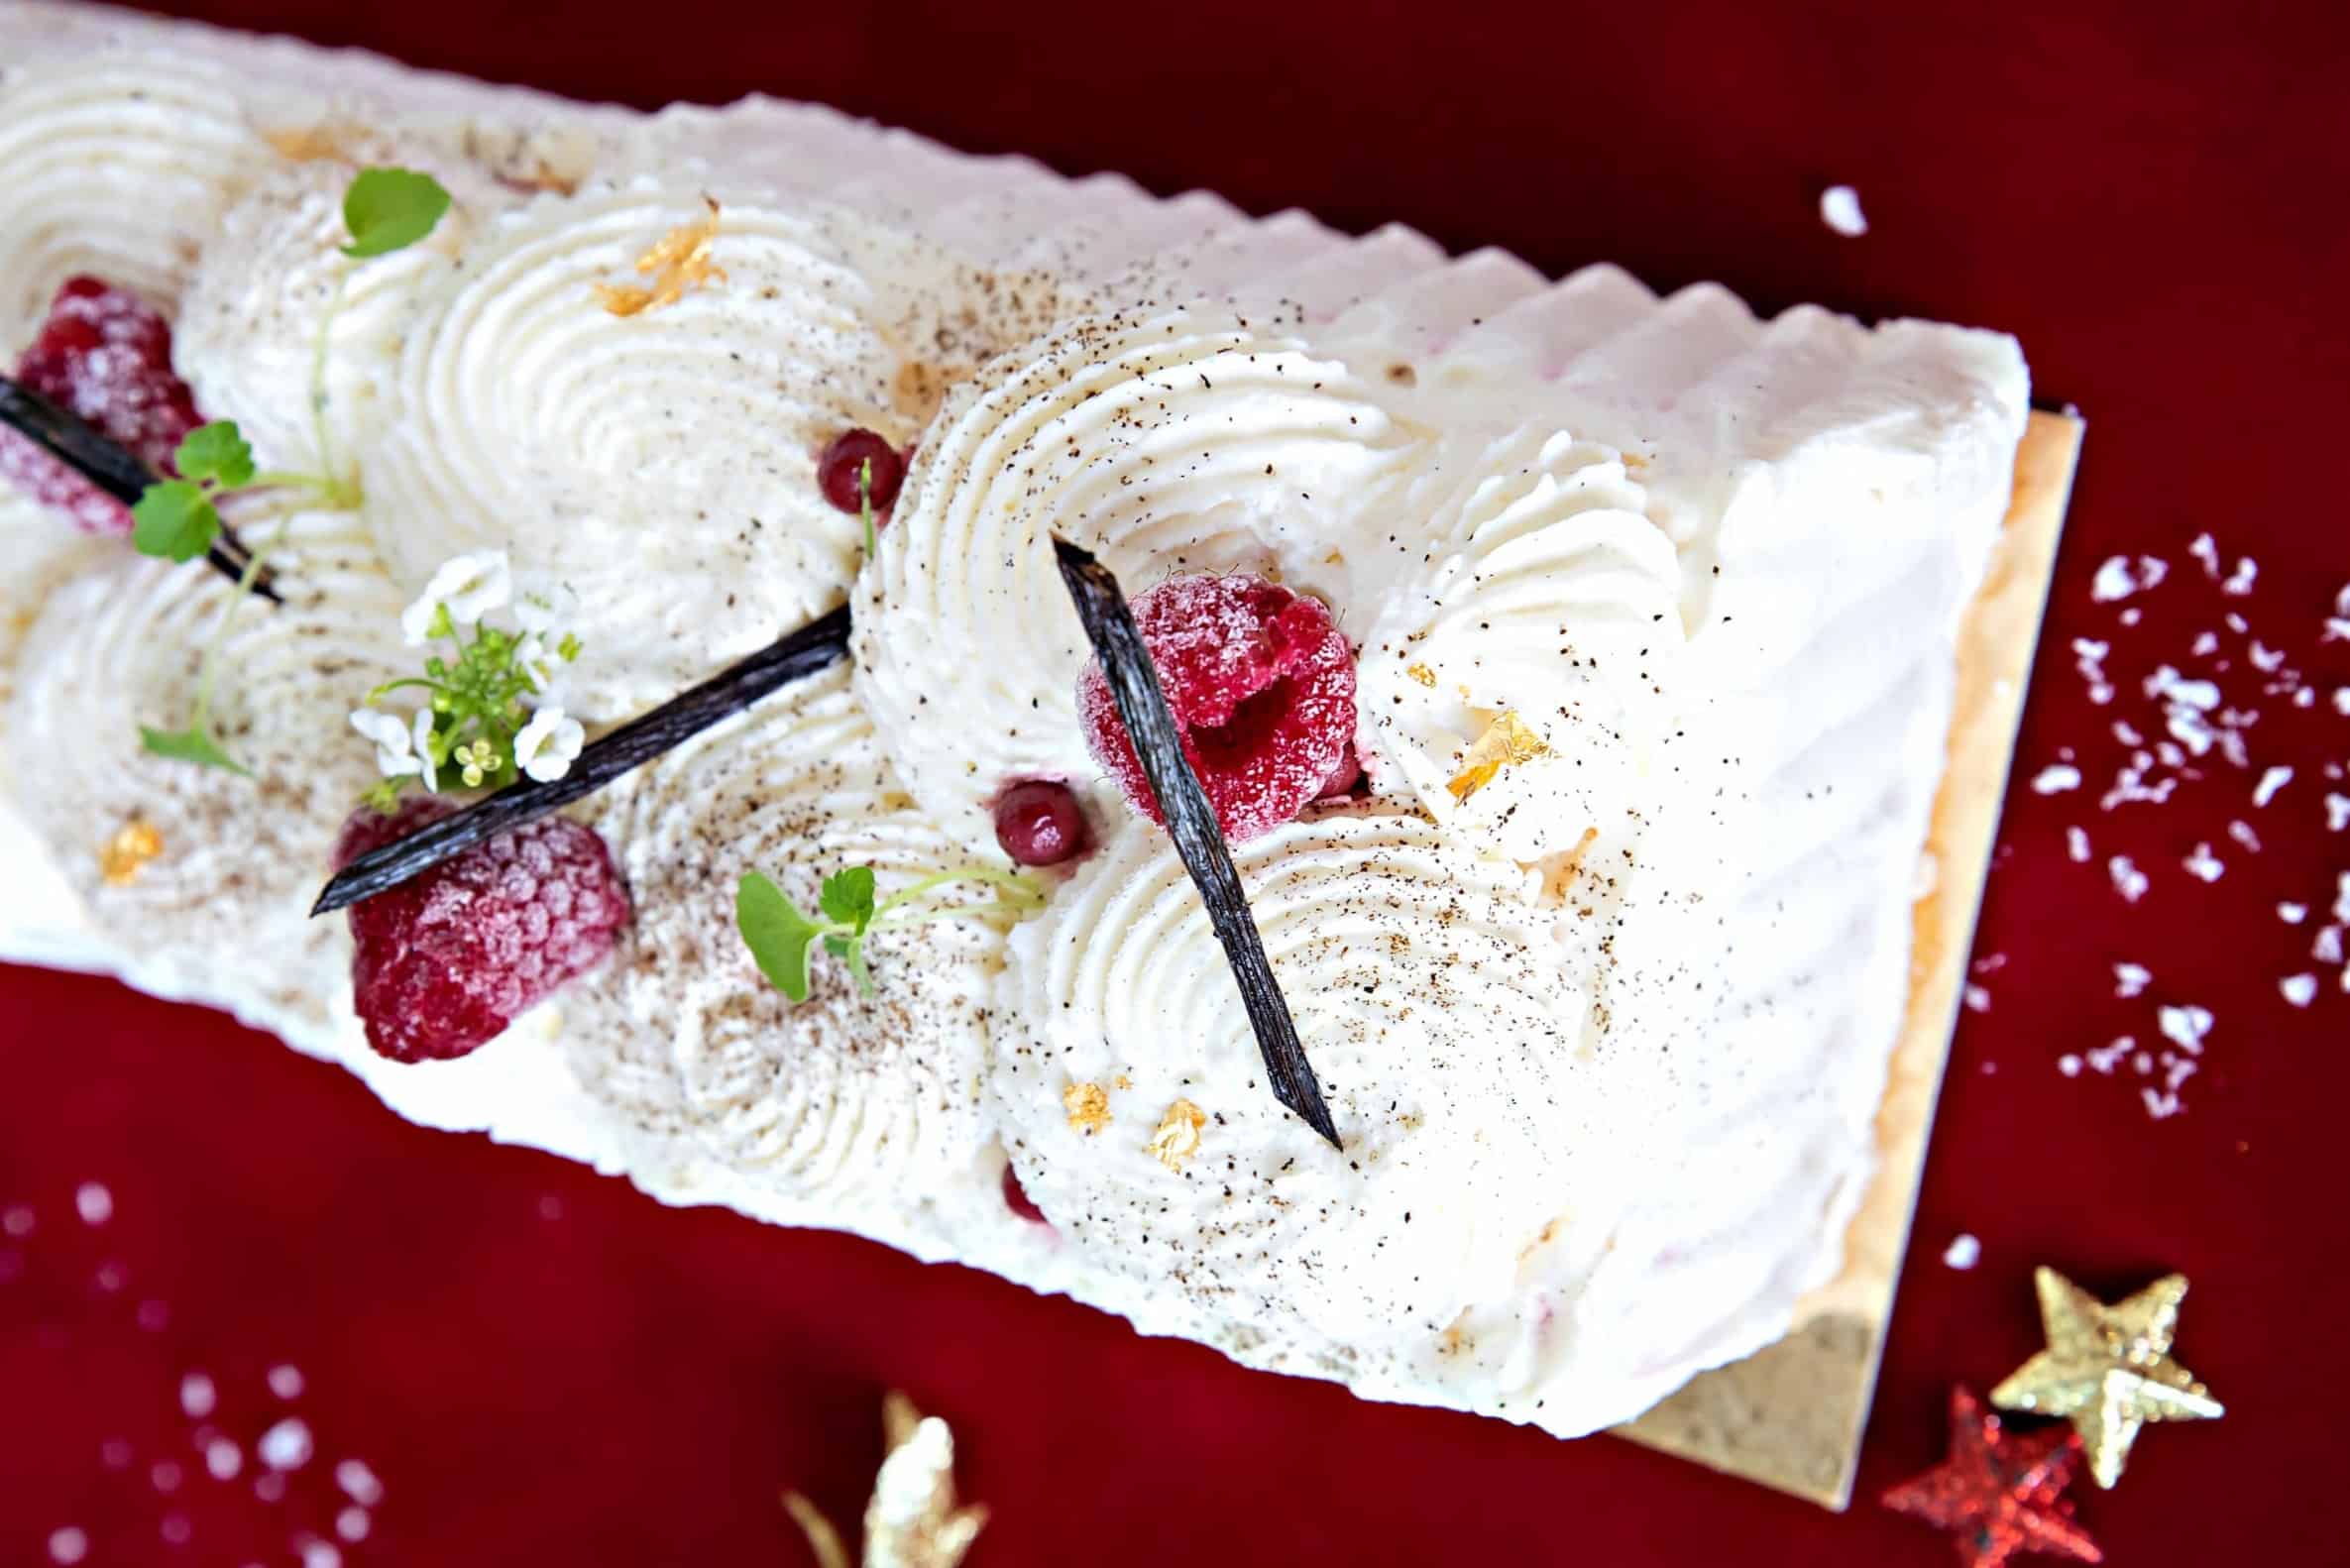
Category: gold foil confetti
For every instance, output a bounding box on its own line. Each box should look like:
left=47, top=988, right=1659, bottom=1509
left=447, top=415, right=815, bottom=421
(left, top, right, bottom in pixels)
left=1063, top=1081, right=1111, bottom=1136
left=1445, top=711, right=1550, bottom=803
left=1148, top=1098, right=1207, bottom=1172
left=784, top=1392, right=987, bottom=1568
left=594, top=197, right=726, bottom=316
left=1990, top=1267, right=2224, bottom=1489
left=1113, top=1073, right=1133, bottom=1091
left=99, top=821, right=164, bottom=885
left=1405, top=662, right=1438, bottom=688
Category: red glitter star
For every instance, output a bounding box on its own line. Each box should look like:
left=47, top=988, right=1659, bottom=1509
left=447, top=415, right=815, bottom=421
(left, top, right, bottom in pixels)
left=1881, top=1387, right=2104, bottom=1568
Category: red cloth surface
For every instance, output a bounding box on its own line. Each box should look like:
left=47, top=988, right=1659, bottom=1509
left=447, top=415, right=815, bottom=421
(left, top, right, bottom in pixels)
left=4, top=2, right=2346, bottom=1562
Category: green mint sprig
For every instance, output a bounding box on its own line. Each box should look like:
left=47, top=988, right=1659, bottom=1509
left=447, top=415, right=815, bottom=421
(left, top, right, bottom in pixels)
left=736, top=863, right=1046, bottom=1002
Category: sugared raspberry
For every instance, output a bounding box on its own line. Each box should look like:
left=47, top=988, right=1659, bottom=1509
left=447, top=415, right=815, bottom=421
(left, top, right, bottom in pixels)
left=1076, top=573, right=1357, bottom=842
left=1318, top=743, right=1363, bottom=800
left=1001, top=1165, right=1050, bottom=1226
left=0, top=278, right=205, bottom=534
left=992, top=779, right=1090, bottom=866
left=816, top=427, right=905, bottom=515
left=332, top=798, right=631, bottom=1063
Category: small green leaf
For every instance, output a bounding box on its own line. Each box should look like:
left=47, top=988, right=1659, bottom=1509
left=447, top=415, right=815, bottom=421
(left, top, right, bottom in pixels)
left=819, top=865, right=878, bottom=932
left=174, top=420, right=254, bottom=489
left=140, top=724, right=251, bottom=775
left=130, top=481, right=221, bottom=563
left=342, top=168, right=452, bottom=259
left=737, top=871, right=823, bottom=1002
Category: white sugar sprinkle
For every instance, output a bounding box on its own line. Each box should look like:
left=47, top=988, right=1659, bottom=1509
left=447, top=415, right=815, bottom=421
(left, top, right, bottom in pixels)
left=336, top=1508, right=372, bottom=1543
left=2227, top=820, right=2262, bottom=851
left=2031, top=764, right=2081, bottom=794
left=2114, top=962, right=2153, bottom=997
left=2087, top=1037, right=2135, bottom=1073
left=2334, top=688, right=2349, bottom=716
left=48, top=1527, right=87, bottom=1565
left=299, top=1540, right=342, bottom=1568
left=179, top=1372, right=215, bottom=1419
left=1819, top=184, right=1867, bottom=237
left=255, top=1472, right=287, bottom=1504
left=259, top=1417, right=313, bottom=1472
left=151, top=1460, right=182, bottom=1494
left=2281, top=902, right=2308, bottom=924
left=268, top=1364, right=305, bottom=1400
left=334, top=1459, right=384, bottom=1507
left=73, top=1183, right=111, bottom=1226
left=2222, top=557, right=2258, bottom=596
left=1, top=1204, right=30, bottom=1238
left=2189, top=533, right=2221, bottom=576
left=2182, top=841, right=2225, bottom=881
left=159, top=1514, right=192, bottom=1547
left=135, top=1299, right=168, bottom=1333
left=1943, top=1233, right=1982, bottom=1270
left=2317, top=927, right=2345, bottom=964
left=2326, top=794, right=2350, bottom=833
left=2158, top=1004, right=2214, bottom=1053
left=1963, top=984, right=1991, bottom=1013
left=2058, top=1054, right=2083, bottom=1077
left=2067, top=826, right=2092, bottom=862
left=2109, top=856, right=2149, bottom=902
left=2255, top=765, right=2294, bottom=807
left=2282, top=974, right=2319, bottom=1007
left=205, top=1438, right=242, bottom=1481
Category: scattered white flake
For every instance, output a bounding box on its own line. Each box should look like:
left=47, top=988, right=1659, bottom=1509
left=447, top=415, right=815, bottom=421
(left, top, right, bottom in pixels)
left=2318, top=927, right=2345, bottom=964
left=73, top=1183, right=111, bottom=1226
left=48, top=1527, right=87, bottom=1565
left=2282, top=974, right=2319, bottom=1007
left=2334, top=688, right=2350, bottom=716
left=2119, top=607, right=2142, bottom=625
left=2158, top=1004, right=2214, bottom=1054
left=336, top=1508, right=372, bottom=1543
left=93, top=1262, right=125, bottom=1293
left=2221, top=557, right=2258, bottom=596
left=2183, top=841, right=2225, bottom=881
left=2143, top=1087, right=2184, bottom=1119
left=159, top=1513, right=192, bottom=1547
left=2228, top=820, right=2262, bottom=851
left=2190, top=630, right=2220, bottom=656
left=2114, top=962, right=2153, bottom=997
left=2281, top=902, right=2308, bottom=924
left=2326, top=793, right=2350, bottom=832
left=335, top=1459, right=385, bottom=1508
left=136, top=1299, right=168, bottom=1333
left=1963, top=984, right=1992, bottom=1013
left=1819, top=184, right=1867, bottom=236
left=152, top=1460, right=182, bottom=1494
left=268, top=1363, right=305, bottom=1400
left=2226, top=611, right=2250, bottom=633
left=3, top=1204, right=33, bottom=1237
left=1943, top=1233, right=1982, bottom=1270
left=1980, top=1061, right=1998, bottom=1074
left=179, top=1373, right=216, bottom=1419
left=2188, top=532, right=2221, bottom=576
left=2109, top=856, right=2150, bottom=902
left=205, top=1438, right=242, bottom=1481
left=2031, top=764, right=2082, bottom=794
left=2336, top=871, right=2350, bottom=926
left=2250, top=639, right=2287, bottom=673
left=2091, top=555, right=2169, bottom=602
left=2058, top=1054, right=2083, bottom=1077
left=2067, top=826, right=2092, bottom=862
left=258, top=1417, right=313, bottom=1472
left=2294, top=687, right=2316, bottom=708
left=2072, top=637, right=2115, bottom=704
left=254, top=1472, right=287, bottom=1504
left=2255, top=765, right=2294, bottom=807
left=299, top=1538, right=343, bottom=1568
left=2086, top=1037, right=2135, bottom=1073
left=1973, top=952, right=2008, bottom=973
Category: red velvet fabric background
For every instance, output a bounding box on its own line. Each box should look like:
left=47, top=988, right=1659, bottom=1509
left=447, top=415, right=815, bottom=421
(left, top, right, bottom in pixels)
left=5, top=3, right=2347, bottom=1563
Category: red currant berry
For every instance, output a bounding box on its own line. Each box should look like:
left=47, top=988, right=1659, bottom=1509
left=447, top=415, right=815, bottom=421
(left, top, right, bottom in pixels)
left=993, top=779, right=1089, bottom=866
left=817, top=427, right=905, bottom=514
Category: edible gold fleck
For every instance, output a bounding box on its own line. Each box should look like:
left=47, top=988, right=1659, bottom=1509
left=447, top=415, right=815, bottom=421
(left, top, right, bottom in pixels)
left=1148, top=1098, right=1206, bottom=1172
left=1063, top=1080, right=1111, bottom=1136
left=99, top=821, right=164, bottom=885
left=1446, top=711, right=1550, bottom=803
left=594, top=197, right=726, bottom=316
left=1405, top=662, right=1437, bottom=688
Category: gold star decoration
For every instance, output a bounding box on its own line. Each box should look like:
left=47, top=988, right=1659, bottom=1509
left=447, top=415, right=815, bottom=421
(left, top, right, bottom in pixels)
left=784, top=1393, right=987, bottom=1568
left=1990, top=1267, right=2224, bottom=1489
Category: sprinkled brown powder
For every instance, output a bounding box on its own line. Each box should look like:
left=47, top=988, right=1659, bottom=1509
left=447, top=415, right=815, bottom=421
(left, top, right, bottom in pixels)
left=1063, top=1080, right=1111, bottom=1136
left=1147, top=1098, right=1206, bottom=1172
left=98, top=820, right=163, bottom=885
left=595, top=198, right=726, bottom=316
left=1447, top=712, right=1550, bottom=803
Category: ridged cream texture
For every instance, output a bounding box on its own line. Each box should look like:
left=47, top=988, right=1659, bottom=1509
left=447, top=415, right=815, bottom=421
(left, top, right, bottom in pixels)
left=563, top=662, right=1015, bottom=1224
left=852, top=307, right=1432, bottom=851
left=0, top=6, right=2033, bottom=1445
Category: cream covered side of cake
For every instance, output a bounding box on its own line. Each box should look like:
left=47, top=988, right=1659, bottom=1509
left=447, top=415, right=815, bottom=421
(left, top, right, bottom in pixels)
left=0, top=3, right=2030, bottom=1441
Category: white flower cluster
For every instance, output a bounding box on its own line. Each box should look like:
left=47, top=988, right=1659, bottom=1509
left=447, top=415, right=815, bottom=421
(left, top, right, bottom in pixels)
left=349, top=549, right=587, bottom=797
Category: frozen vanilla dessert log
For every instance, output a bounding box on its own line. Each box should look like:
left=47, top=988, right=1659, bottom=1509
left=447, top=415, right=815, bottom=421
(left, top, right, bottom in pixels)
left=0, top=2, right=2029, bottom=1440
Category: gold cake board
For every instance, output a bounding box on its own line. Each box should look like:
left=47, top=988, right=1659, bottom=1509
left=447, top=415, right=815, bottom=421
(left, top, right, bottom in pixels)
left=1616, top=410, right=2086, bottom=1508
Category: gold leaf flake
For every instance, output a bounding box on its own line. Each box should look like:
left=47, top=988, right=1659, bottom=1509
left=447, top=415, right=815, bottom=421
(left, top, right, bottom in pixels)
left=1445, top=711, right=1550, bottom=804
left=1404, top=662, right=1437, bottom=688
left=1113, top=1072, right=1133, bottom=1091
left=99, top=820, right=163, bottom=885
left=785, top=1393, right=987, bottom=1568
left=1147, top=1098, right=1206, bottom=1172
left=593, top=197, right=726, bottom=316
left=1063, top=1080, right=1111, bottom=1135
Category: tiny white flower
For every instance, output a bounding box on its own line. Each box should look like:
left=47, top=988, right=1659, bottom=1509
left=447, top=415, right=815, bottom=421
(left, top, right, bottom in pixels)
left=513, top=631, right=564, bottom=693
left=511, top=592, right=560, bottom=635
left=349, top=709, right=420, bottom=778
left=513, top=706, right=584, bottom=783
left=410, top=705, right=440, bottom=792
left=400, top=550, right=512, bottom=645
